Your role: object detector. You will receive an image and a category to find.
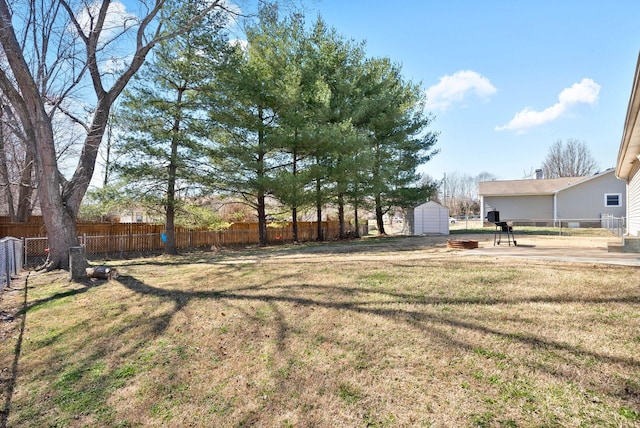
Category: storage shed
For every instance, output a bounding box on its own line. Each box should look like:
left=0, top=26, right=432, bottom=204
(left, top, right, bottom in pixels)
left=407, top=201, right=450, bottom=235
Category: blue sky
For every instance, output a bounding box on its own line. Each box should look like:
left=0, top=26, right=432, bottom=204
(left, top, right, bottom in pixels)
left=303, top=0, right=640, bottom=180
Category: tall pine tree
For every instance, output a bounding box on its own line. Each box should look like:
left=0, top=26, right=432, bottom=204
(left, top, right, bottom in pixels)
left=356, top=58, right=439, bottom=234
left=206, top=6, right=298, bottom=245
left=114, top=8, right=229, bottom=254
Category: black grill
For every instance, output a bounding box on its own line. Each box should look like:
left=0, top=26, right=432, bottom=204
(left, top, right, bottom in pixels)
left=486, top=210, right=517, bottom=246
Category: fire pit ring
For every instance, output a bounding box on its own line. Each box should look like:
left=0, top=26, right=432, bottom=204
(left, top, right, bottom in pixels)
left=447, top=239, right=479, bottom=250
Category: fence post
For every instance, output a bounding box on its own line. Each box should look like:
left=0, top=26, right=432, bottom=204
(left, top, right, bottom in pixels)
left=11, top=239, right=17, bottom=277
left=22, top=237, right=26, bottom=269
left=3, top=240, right=9, bottom=288
left=16, top=238, right=23, bottom=273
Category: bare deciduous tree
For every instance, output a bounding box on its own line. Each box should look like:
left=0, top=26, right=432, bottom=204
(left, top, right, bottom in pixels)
left=541, top=139, right=599, bottom=178
left=0, top=0, right=235, bottom=270
left=441, top=171, right=494, bottom=217
left=0, top=96, right=36, bottom=222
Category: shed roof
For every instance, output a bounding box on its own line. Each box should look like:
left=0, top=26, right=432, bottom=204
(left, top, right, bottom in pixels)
left=414, top=200, right=446, bottom=209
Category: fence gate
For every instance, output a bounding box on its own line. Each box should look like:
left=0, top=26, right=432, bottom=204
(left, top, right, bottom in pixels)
left=0, top=237, right=24, bottom=290
left=601, top=214, right=626, bottom=237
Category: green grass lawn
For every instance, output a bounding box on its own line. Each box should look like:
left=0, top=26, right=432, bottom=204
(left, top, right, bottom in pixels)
left=2, top=235, right=639, bottom=427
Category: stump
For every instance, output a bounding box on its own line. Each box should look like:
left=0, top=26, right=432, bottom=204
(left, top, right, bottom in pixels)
left=69, top=246, right=88, bottom=281
left=447, top=239, right=479, bottom=249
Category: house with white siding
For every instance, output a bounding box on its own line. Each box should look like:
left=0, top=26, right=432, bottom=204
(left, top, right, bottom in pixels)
left=615, top=52, right=640, bottom=251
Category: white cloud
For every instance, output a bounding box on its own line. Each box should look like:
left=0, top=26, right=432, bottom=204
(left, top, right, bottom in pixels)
left=75, top=1, right=138, bottom=40
left=496, top=78, right=600, bottom=133
left=103, top=55, right=133, bottom=74
left=425, top=70, right=497, bottom=110
left=229, top=38, right=249, bottom=51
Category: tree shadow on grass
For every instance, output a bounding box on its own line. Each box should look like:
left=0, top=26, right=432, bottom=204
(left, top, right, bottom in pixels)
left=7, top=262, right=640, bottom=426
left=117, top=274, right=640, bottom=373
left=18, top=281, right=104, bottom=316
left=0, top=277, right=28, bottom=428
left=1, top=273, right=118, bottom=428
left=217, top=273, right=638, bottom=416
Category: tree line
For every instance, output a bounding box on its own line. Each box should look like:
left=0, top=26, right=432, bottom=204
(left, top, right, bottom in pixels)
left=96, top=6, right=440, bottom=252
left=0, top=1, right=439, bottom=267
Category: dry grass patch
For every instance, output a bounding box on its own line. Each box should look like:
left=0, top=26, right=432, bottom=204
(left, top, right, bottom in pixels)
left=2, top=236, right=640, bottom=427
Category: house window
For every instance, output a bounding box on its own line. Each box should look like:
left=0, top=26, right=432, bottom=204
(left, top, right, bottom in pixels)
left=135, top=213, right=143, bottom=222
left=604, top=193, right=621, bottom=207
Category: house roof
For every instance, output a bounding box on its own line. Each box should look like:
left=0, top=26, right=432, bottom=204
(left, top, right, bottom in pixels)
left=616, top=52, right=640, bottom=180
left=479, top=169, right=615, bottom=197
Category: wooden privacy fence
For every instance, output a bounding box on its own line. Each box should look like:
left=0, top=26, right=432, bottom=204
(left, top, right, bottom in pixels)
left=1, top=218, right=363, bottom=240
left=1, top=220, right=164, bottom=239
left=14, top=221, right=368, bottom=266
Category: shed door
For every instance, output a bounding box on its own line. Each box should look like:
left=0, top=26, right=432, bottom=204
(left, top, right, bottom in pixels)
left=422, top=206, right=443, bottom=234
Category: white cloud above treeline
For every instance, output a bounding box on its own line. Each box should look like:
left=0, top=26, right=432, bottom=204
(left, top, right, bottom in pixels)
left=76, top=1, right=138, bottom=39
left=425, top=70, right=497, bottom=110
left=496, top=78, right=600, bottom=133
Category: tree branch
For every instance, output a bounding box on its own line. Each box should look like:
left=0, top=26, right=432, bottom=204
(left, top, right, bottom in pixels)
left=54, top=102, right=90, bottom=133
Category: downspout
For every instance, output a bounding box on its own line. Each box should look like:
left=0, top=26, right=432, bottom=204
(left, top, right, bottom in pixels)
left=553, top=192, right=558, bottom=227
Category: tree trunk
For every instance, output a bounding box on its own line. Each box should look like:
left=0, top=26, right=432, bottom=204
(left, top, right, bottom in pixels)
left=33, top=103, right=77, bottom=269
left=15, top=148, right=34, bottom=222
left=291, top=206, right=298, bottom=243
left=291, top=147, right=298, bottom=243
left=165, top=154, right=177, bottom=254
left=37, top=99, right=110, bottom=270
left=39, top=193, right=79, bottom=270
left=375, top=193, right=386, bottom=235
left=257, top=107, right=268, bottom=246
left=164, top=89, right=183, bottom=255
left=353, top=181, right=361, bottom=238
left=165, top=202, right=177, bottom=255
left=316, top=177, right=323, bottom=241
left=0, top=124, right=35, bottom=223
left=103, top=115, right=113, bottom=187
left=0, top=122, right=16, bottom=220
left=257, top=190, right=268, bottom=246
left=354, top=199, right=360, bottom=238
left=0, top=28, right=74, bottom=267
left=337, top=192, right=346, bottom=239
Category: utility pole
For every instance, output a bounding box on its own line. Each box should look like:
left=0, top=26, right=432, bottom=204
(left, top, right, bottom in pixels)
left=442, top=173, right=446, bottom=207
